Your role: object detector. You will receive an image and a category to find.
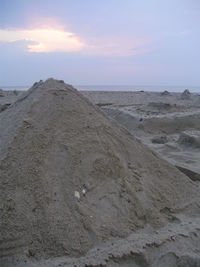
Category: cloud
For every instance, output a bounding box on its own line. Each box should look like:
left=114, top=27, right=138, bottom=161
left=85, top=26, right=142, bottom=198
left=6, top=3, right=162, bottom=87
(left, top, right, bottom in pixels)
left=0, top=27, right=85, bottom=53
left=0, top=25, right=150, bottom=57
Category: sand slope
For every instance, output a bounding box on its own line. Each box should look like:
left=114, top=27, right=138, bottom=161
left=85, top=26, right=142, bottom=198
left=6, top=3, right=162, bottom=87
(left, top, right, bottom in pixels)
left=0, top=80, right=200, bottom=266
left=84, top=90, right=200, bottom=181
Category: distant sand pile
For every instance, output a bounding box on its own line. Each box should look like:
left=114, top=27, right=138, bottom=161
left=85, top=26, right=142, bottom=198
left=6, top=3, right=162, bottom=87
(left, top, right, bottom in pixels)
left=0, top=89, right=4, bottom=97
left=181, top=89, right=191, bottom=99
left=161, top=90, right=170, bottom=96
left=0, top=79, right=199, bottom=264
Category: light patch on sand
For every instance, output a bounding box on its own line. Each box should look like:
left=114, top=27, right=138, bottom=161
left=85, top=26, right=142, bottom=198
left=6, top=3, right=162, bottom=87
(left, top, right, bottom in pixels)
left=0, top=27, right=85, bottom=53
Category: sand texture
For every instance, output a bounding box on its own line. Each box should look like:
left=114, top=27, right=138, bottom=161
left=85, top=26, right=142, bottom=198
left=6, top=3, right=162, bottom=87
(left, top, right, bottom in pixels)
left=83, top=90, right=200, bottom=181
left=0, top=81, right=200, bottom=267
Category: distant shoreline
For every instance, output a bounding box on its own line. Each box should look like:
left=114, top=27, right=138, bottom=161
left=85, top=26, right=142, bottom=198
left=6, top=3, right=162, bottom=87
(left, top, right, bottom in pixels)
left=1, top=85, right=200, bottom=93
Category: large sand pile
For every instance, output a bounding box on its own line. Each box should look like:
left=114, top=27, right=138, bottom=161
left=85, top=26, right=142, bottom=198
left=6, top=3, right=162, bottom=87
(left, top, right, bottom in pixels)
left=0, top=79, right=200, bottom=265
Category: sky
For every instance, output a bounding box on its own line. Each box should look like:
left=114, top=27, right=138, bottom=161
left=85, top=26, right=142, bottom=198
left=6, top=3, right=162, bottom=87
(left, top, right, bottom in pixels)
left=0, top=0, right=200, bottom=86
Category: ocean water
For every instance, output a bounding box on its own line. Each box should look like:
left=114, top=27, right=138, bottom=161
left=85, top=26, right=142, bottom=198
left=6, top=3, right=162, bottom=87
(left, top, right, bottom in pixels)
left=1, top=86, right=29, bottom=91
left=1, top=85, right=200, bottom=93
left=76, top=85, right=200, bottom=93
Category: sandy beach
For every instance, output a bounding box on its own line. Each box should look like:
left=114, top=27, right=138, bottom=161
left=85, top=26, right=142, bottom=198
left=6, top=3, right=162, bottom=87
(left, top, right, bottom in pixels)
left=1, top=0, right=200, bottom=265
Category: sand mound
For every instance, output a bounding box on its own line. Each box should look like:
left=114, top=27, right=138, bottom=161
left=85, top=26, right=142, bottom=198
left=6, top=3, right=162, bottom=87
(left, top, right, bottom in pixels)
left=178, top=130, right=200, bottom=148
left=161, top=90, right=170, bottom=96
left=181, top=89, right=191, bottom=100
left=0, top=89, right=4, bottom=97
left=0, top=79, right=199, bottom=264
left=135, top=113, right=200, bottom=135
left=0, top=103, right=11, bottom=113
left=151, top=135, right=168, bottom=144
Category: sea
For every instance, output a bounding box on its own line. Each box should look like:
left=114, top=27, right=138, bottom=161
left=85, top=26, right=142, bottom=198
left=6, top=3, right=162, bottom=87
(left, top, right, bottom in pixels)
left=1, top=85, right=200, bottom=93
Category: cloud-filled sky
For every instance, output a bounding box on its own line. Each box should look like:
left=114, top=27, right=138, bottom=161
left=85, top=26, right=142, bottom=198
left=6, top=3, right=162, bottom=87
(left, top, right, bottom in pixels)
left=0, top=0, right=200, bottom=86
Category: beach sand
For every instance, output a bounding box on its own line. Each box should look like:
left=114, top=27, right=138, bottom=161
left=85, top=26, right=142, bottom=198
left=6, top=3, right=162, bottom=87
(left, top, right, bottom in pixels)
left=83, top=90, right=200, bottom=181
left=0, top=82, right=200, bottom=267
